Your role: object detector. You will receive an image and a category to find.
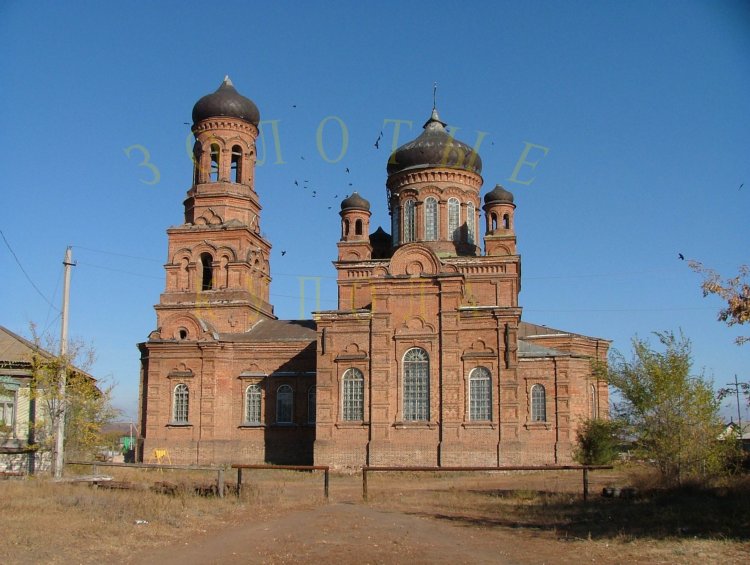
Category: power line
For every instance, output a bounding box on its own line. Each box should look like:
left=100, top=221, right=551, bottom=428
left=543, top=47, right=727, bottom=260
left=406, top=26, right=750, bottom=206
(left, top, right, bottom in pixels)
left=0, top=229, right=60, bottom=311
left=73, top=245, right=162, bottom=263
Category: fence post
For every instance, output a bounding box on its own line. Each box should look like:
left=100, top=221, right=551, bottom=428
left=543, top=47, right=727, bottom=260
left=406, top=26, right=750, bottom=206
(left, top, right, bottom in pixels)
left=324, top=468, right=329, bottom=500
left=582, top=467, right=589, bottom=502
left=217, top=468, right=225, bottom=499
left=236, top=467, right=243, bottom=498
left=362, top=467, right=368, bottom=502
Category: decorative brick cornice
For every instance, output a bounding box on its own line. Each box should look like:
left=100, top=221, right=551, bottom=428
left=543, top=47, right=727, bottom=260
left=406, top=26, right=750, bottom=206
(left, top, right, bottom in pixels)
left=192, top=119, right=258, bottom=137
left=386, top=168, right=483, bottom=191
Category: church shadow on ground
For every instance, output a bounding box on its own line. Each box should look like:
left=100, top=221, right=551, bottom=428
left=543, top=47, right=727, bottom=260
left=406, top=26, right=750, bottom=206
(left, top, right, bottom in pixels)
left=408, top=483, right=750, bottom=541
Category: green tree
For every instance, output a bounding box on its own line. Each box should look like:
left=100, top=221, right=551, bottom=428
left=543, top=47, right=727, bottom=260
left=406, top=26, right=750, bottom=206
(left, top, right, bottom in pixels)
left=688, top=262, right=749, bottom=346
left=574, top=418, right=622, bottom=466
left=604, top=331, right=735, bottom=486
left=28, top=325, right=119, bottom=464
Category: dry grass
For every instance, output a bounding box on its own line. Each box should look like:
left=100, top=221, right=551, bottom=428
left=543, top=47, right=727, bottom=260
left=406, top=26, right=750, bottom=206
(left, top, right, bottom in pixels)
left=2, top=467, right=749, bottom=564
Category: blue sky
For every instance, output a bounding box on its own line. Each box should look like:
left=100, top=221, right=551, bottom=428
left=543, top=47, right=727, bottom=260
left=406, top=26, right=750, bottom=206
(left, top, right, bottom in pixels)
left=1, top=1, right=748, bottom=421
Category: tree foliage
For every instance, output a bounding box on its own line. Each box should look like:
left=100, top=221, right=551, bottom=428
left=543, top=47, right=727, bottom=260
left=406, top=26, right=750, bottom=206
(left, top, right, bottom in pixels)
left=688, top=262, right=749, bottom=346
left=574, top=418, right=622, bottom=466
left=605, top=331, right=736, bottom=485
left=28, top=324, right=119, bottom=462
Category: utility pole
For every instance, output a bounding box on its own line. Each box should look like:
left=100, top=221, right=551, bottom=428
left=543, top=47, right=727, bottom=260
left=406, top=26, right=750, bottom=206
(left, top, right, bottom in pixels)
left=727, top=374, right=746, bottom=440
left=53, top=246, right=75, bottom=479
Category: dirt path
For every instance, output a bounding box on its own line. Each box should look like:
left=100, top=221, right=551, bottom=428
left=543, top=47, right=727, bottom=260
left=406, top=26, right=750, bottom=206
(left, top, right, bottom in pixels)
left=132, top=502, right=523, bottom=565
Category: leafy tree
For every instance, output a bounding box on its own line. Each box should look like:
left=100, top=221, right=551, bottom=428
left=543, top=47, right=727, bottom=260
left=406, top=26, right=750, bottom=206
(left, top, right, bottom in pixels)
left=28, top=325, right=119, bottom=466
left=604, top=331, right=736, bottom=486
left=574, top=418, right=622, bottom=465
left=688, top=262, right=749, bottom=346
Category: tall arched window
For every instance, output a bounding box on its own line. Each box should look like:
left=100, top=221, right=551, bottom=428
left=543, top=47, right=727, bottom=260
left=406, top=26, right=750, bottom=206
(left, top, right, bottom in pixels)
left=391, top=204, right=400, bottom=246
left=342, top=368, right=364, bottom=421
left=403, top=199, right=415, bottom=243
left=590, top=384, right=598, bottom=418
left=491, top=212, right=498, bottom=231
left=307, top=386, right=316, bottom=424
left=343, top=218, right=350, bottom=238
left=200, top=252, right=213, bottom=290
left=531, top=384, right=546, bottom=422
left=448, top=198, right=460, bottom=242
left=276, top=384, right=293, bottom=423
left=231, top=145, right=242, bottom=183
left=245, top=384, right=261, bottom=424
left=173, top=384, right=189, bottom=423
left=503, top=214, right=510, bottom=229
left=355, top=219, right=363, bottom=236
left=469, top=367, right=491, bottom=420
left=210, top=144, right=220, bottom=182
left=403, top=348, right=429, bottom=421
left=466, top=201, right=476, bottom=245
left=425, top=197, right=438, bottom=241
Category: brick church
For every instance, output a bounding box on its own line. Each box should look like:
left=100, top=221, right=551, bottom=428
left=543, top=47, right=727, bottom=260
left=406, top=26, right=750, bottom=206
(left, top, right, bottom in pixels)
left=137, top=78, right=609, bottom=468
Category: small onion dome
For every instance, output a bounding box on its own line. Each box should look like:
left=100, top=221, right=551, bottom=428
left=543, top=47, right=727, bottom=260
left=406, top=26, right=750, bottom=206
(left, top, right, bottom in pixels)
left=192, top=76, right=260, bottom=125
left=484, top=184, right=514, bottom=205
left=387, top=108, right=482, bottom=177
left=369, top=226, right=391, bottom=246
left=340, top=191, right=371, bottom=212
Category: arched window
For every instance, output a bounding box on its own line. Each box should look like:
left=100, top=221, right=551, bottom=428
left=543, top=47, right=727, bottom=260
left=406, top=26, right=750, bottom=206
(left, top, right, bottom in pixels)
left=343, top=218, right=350, bottom=238
left=245, top=384, right=261, bottom=424
left=448, top=198, right=460, bottom=242
left=403, top=348, right=429, bottom=421
left=210, top=144, right=220, bottom=182
left=491, top=212, right=498, bottom=232
left=276, top=384, right=293, bottom=424
left=173, top=384, right=189, bottom=423
left=342, top=368, right=364, bottom=421
left=467, top=201, right=476, bottom=245
left=307, top=386, right=316, bottom=424
left=590, top=384, right=598, bottom=418
left=231, top=145, right=242, bottom=183
left=178, top=328, right=188, bottom=340
left=424, top=197, right=438, bottom=241
left=469, top=367, right=491, bottom=420
left=200, top=253, right=213, bottom=290
left=391, top=204, right=400, bottom=246
left=403, top=199, right=415, bottom=243
left=503, top=214, right=510, bottom=229
left=355, top=219, right=363, bottom=236
left=192, top=141, right=201, bottom=185
left=531, top=384, right=546, bottom=422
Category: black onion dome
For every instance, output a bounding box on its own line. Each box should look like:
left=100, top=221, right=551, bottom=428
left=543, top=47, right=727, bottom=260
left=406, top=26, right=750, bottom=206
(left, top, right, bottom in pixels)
left=340, top=191, right=371, bottom=211
left=192, top=76, right=260, bottom=125
left=387, top=109, right=482, bottom=177
left=484, top=184, right=514, bottom=204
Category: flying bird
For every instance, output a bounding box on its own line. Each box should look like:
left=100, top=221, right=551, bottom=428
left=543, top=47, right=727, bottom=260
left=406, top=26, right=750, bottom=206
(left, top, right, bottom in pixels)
left=740, top=183, right=744, bottom=191
left=292, top=104, right=297, bottom=108
left=678, top=253, right=685, bottom=260
left=374, top=138, right=380, bottom=149
left=281, top=251, right=287, bottom=256
left=301, top=156, right=305, bottom=160
left=294, top=180, right=298, bottom=186
left=345, top=167, right=350, bottom=173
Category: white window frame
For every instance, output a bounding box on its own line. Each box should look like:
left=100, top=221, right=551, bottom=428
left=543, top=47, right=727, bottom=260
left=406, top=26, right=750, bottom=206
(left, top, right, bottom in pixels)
left=469, top=367, right=491, bottom=421
left=448, top=198, right=460, bottom=242
left=403, top=348, right=430, bottom=421
left=245, top=383, right=262, bottom=424
left=342, top=368, right=364, bottom=421
left=531, top=384, right=546, bottom=422
left=425, top=197, right=438, bottom=241
left=172, top=383, right=189, bottom=424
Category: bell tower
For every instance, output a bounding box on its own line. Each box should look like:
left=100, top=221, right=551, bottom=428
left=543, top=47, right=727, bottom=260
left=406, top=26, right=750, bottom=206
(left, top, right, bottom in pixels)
left=154, top=76, right=274, bottom=340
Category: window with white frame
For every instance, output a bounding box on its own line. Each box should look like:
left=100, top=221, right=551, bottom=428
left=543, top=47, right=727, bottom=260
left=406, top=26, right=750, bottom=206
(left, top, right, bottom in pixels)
left=245, top=384, right=262, bottom=424
left=391, top=204, right=400, bottom=246
left=466, top=201, right=476, bottom=245
left=469, top=367, right=491, bottom=420
left=530, top=384, right=546, bottom=422
left=425, top=197, right=438, bottom=241
left=342, top=368, right=364, bottom=421
left=403, top=348, right=429, bottom=421
left=172, top=384, right=189, bottom=423
left=448, top=198, right=460, bottom=242
left=307, top=386, right=316, bottom=424
left=0, top=393, right=15, bottom=431
left=403, top=199, right=415, bottom=243
left=276, top=384, right=293, bottom=424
